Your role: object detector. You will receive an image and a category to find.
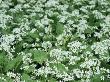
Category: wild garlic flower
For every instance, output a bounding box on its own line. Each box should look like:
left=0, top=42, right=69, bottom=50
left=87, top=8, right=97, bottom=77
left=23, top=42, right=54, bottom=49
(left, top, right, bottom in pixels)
left=67, top=41, right=86, bottom=53
left=50, top=49, right=72, bottom=61
left=91, top=39, right=110, bottom=61
left=41, top=41, right=52, bottom=50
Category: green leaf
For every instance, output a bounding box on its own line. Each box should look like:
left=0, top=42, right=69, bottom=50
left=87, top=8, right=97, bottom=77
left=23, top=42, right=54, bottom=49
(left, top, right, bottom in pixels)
left=30, top=50, right=48, bottom=63
left=84, top=45, right=92, bottom=52
left=12, top=0, right=18, bottom=5
left=23, top=36, right=34, bottom=43
left=0, top=79, right=4, bottom=82
left=21, top=73, right=37, bottom=82
left=5, top=76, right=14, bottom=82
left=29, top=31, right=39, bottom=39
left=56, top=23, right=64, bottom=35
left=56, top=63, right=67, bottom=72
left=22, top=73, right=30, bottom=81
left=84, top=28, right=93, bottom=34
left=24, top=65, right=35, bottom=73
left=0, top=54, right=4, bottom=64
left=14, top=41, right=23, bottom=53
left=91, top=75, right=102, bottom=82
left=49, top=78, right=57, bottom=82
left=1, top=28, right=12, bottom=34
left=43, top=35, right=53, bottom=41
left=5, top=55, right=22, bottom=71
left=0, top=51, right=8, bottom=73
left=50, top=63, right=67, bottom=72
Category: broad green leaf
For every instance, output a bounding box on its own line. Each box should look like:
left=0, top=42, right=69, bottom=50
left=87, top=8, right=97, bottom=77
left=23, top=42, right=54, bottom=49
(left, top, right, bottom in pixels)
left=5, top=76, right=14, bottom=82
left=24, top=65, right=35, bottom=73
left=12, top=0, right=18, bottom=5
left=0, top=79, right=5, bottom=82
left=21, top=73, right=37, bottom=82
left=29, top=31, right=39, bottom=39
left=0, top=52, right=8, bottom=72
left=56, top=23, right=64, bottom=35
left=56, top=63, right=67, bottom=72
left=23, top=36, right=34, bottom=43
left=5, top=55, right=22, bottom=71
left=14, top=41, right=23, bottom=53
left=1, top=28, right=12, bottom=34
left=49, top=78, right=57, bottom=82
left=91, top=75, right=102, bottom=82
left=22, top=73, right=30, bottom=81
left=30, top=50, right=48, bottom=63
left=0, top=54, right=4, bottom=64
left=50, top=63, right=67, bottom=72
left=37, top=27, right=45, bottom=33
left=43, top=35, right=54, bottom=41
left=84, top=28, right=93, bottom=34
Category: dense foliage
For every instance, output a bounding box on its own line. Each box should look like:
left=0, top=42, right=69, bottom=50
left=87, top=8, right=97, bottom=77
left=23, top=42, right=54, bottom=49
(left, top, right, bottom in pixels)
left=0, top=0, right=110, bottom=82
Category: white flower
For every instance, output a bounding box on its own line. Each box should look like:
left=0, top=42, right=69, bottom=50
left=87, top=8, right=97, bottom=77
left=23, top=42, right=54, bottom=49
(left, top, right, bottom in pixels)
left=13, top=28, right=21, bottom=34
left=72, top=69, right=84, bottom=78
left=7, top=72, right=16, bottom=78
left=91, top=39, right=110, bottom=61
left=0, top=11, right=13, bottom=29
left=94, top=32, right=102, bottom=38
left=80, top=58, right=100, bottom=69
left=30, top=28, right=36, bottom=33
left=93, top=10, right=104, bottom=19
left=77, top=19, right=88, bottom=33
left=41, top=15, right=53, bottom=25
left=50, top=49, right=72, bottom=61
left=45, top=0, right=58, bottom=7
left=42, top=41, right=52, bottom=50
left=44, top=26, right=52, bottom=33
left=69, top=56, right=80, bottom=65
left=71, top=9, right=79, bottom=17
left=23, top=66, right=29, bottom=70
left=100, top=76, right=105, bottom=80
left=22, top=53, right=32, bottom=64
left=67, top=41, right=86, bottom=53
